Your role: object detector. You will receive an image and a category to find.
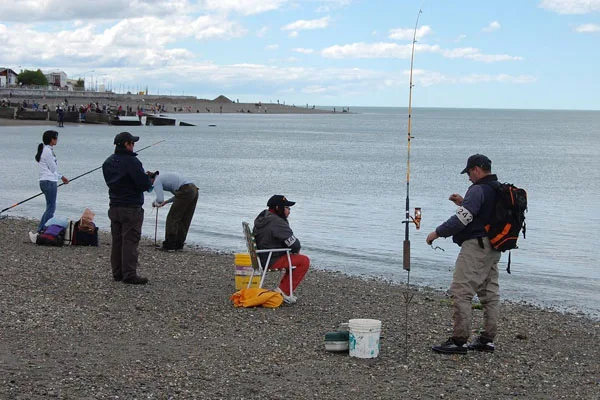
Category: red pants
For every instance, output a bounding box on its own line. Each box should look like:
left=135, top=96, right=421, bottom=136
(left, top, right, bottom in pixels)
left=271, top=253, right=310, bottom=296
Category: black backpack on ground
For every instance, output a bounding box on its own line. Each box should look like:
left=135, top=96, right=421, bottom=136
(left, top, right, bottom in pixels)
left=483, top=181, right=528, bottom=273
left=71, top=220, right=99, bottom=246
left=36, top=224, right=66, bottom=247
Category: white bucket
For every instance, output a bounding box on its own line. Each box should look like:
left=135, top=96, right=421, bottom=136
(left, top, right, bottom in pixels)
left=348, top=319, right=382, bottom=358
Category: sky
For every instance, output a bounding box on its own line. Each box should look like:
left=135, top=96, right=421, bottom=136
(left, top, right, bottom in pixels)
left=1, top=0, right=599, bottom=110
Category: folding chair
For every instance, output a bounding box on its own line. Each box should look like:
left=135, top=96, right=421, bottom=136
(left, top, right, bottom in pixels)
left=242, top=221, right=295, bottom=296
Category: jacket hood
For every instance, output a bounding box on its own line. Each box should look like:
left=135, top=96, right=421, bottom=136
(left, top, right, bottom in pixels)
left=254, top=209, right=287, bottom=229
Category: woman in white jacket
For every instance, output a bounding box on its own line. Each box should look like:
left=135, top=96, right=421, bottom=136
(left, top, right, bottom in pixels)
left=34, top=130, right=69, bottom=232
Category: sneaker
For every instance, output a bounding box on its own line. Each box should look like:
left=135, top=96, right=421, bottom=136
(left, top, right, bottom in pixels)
left=123, top=276, right=149, bottom=285
left=158, top=247, right=176, bottom=253
left=432, top=338, right=468, bottom=354
left=468, top=336, right=495, bottom=353
left=274, top=287, right=297, bottom=304
left=28, top=231, right=38, bottom=244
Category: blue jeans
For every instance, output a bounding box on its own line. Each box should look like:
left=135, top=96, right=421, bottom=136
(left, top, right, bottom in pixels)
left=38, top=180, right=57, bottom=232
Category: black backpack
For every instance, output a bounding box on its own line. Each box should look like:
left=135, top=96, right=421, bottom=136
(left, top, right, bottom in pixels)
left=484, top=181, right=528, bottom=273
left=71, top=220, right=99, bottom=246
left=36, top=224, right=66, bottom=247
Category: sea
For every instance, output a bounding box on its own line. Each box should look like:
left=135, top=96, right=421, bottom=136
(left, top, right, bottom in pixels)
left=1, top=107, right=598, bottom=319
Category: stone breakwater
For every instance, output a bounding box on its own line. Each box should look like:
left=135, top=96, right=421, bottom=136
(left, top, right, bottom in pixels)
left=0, top=88, right=336, bottom=118
left=0, top=216, right=598, bottom=399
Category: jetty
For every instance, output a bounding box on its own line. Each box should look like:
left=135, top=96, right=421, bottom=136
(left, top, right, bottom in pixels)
left=0, top=88, right=336, bottom=125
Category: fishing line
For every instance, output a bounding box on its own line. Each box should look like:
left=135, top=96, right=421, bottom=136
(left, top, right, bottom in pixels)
left=0, top=139, right=165, bottom=215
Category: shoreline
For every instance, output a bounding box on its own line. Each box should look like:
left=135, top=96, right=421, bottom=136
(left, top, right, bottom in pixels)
left=0, top=216, right=597, bottom=399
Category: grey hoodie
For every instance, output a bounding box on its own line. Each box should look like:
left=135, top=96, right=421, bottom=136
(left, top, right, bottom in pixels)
left=253, top=210, right=301, bottom=267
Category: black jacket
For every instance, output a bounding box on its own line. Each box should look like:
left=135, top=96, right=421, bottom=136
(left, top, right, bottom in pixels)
left=253, top=210, right=301, bottom=267
left=102, top=147, right=152, bottom=207
left=436, top=174, right=498, bottom=246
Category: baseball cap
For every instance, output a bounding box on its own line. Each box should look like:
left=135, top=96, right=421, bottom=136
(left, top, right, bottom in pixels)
left=461, top=154, right=492, bottom=174
left=113, top=131, right=140, bottom=145
left=267, top=195, right=296, bottom=208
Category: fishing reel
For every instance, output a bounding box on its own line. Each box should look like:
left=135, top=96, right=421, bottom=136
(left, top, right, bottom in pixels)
left=409, top=207, right=421, bottom=230
left=402, top=207, right=421, bottom=230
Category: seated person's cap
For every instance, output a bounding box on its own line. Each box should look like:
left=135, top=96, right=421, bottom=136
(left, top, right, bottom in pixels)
left=267, top=195, right=296, bottom=208
left=114, top=131, right=140, bottom=145
left=461, top=154, right=492, bottom=174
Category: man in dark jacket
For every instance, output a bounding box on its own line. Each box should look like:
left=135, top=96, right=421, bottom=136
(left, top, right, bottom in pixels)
left=102, top=132, right=152, bottom=285
left=253, top=195, right=310, bottom=304
left=426, top=154, right=501, bottom=354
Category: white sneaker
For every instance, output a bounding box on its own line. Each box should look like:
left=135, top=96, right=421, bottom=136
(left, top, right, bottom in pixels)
left=274, top=287, right=297, bottom=304
left=28, top=231, right=38, bottom=244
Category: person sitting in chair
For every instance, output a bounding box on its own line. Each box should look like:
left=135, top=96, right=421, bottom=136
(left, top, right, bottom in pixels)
left=252, top=195, right=310, bottom=304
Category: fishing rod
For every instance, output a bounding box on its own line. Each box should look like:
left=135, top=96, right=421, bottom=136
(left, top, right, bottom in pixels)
left=403, top=9, right=423, bottom=272
left=402, top=9, right=423, bottom=360
left=0, top=139, right=165, bottom=215
left=154, top=207, right=159, bottom=247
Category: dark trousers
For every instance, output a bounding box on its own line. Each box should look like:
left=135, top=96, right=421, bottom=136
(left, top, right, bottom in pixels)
left=108, top=206, right=144, bottom=280
left=164, top=184, right=198, bottom=249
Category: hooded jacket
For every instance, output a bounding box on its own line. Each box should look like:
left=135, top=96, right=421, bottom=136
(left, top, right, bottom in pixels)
left=435, top=174, right=498, bottom=246
left=253, top=209, right=301, bottom=266
left=102, top=147, right=152, bottom=207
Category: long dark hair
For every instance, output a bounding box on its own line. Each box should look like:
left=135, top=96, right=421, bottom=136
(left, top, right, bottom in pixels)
left=35, top=130, right=58, bottom=162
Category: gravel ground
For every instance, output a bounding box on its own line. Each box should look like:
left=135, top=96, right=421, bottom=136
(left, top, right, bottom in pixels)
left=0, top=217, right=598, bottom=399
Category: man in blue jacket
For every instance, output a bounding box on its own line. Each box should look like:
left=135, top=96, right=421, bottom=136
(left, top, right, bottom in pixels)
left=426, top=154, right=501, bottom=354
left=102, top=132, right=153, bottom=285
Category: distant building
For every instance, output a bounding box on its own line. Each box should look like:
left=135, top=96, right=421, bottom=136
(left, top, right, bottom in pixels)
left=66, top=78, right=81, bottom=91
left=0, top=68, right=19, bottom=87
left=45, top=70, right=67, bottom=88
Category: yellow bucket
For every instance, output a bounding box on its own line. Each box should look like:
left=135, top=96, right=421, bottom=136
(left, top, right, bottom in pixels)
left=234, top=253, right=260, bottom=289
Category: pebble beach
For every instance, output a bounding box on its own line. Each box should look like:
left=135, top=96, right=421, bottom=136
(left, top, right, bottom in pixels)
left=0, top=216, right=598, bottom=399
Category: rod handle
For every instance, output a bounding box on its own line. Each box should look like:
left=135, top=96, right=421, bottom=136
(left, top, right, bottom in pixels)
left=403, top=240, right=410, bottom=271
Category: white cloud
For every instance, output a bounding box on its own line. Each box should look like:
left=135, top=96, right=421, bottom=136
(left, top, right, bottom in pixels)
left=321, top=42, right=439, bottom=59
left=574, top=23, right=600, bottom=32
left=388, top=25, right=432, bottom=41
left=315, top=0, right=351, bottom=13
left=302, top=85, right=328, bottom=94
left=265, top=44, right=279, bottom=50
left=482, top=21, right=501, bottom=32
left=539, top=0, right=600, bottom=14
left=1, top=0, right=190, bottom=22
left=442, top=47, right=523, bottom=62
left=0, top=0, right=291, bottom=22
left=454, top=34, right=467, bottom=42
left=282, top=16, right=331, bottom=34
left=200, top=0, right=289, bottom=15
left=0, top=16, right=245, bottom=68
left=409, top=70, right=537, bottom=87
left=257, top=26, right=269, bottom=37
left=321, top=42, right=522, bottom=63
left=293, top=48, right=315, bottom=54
